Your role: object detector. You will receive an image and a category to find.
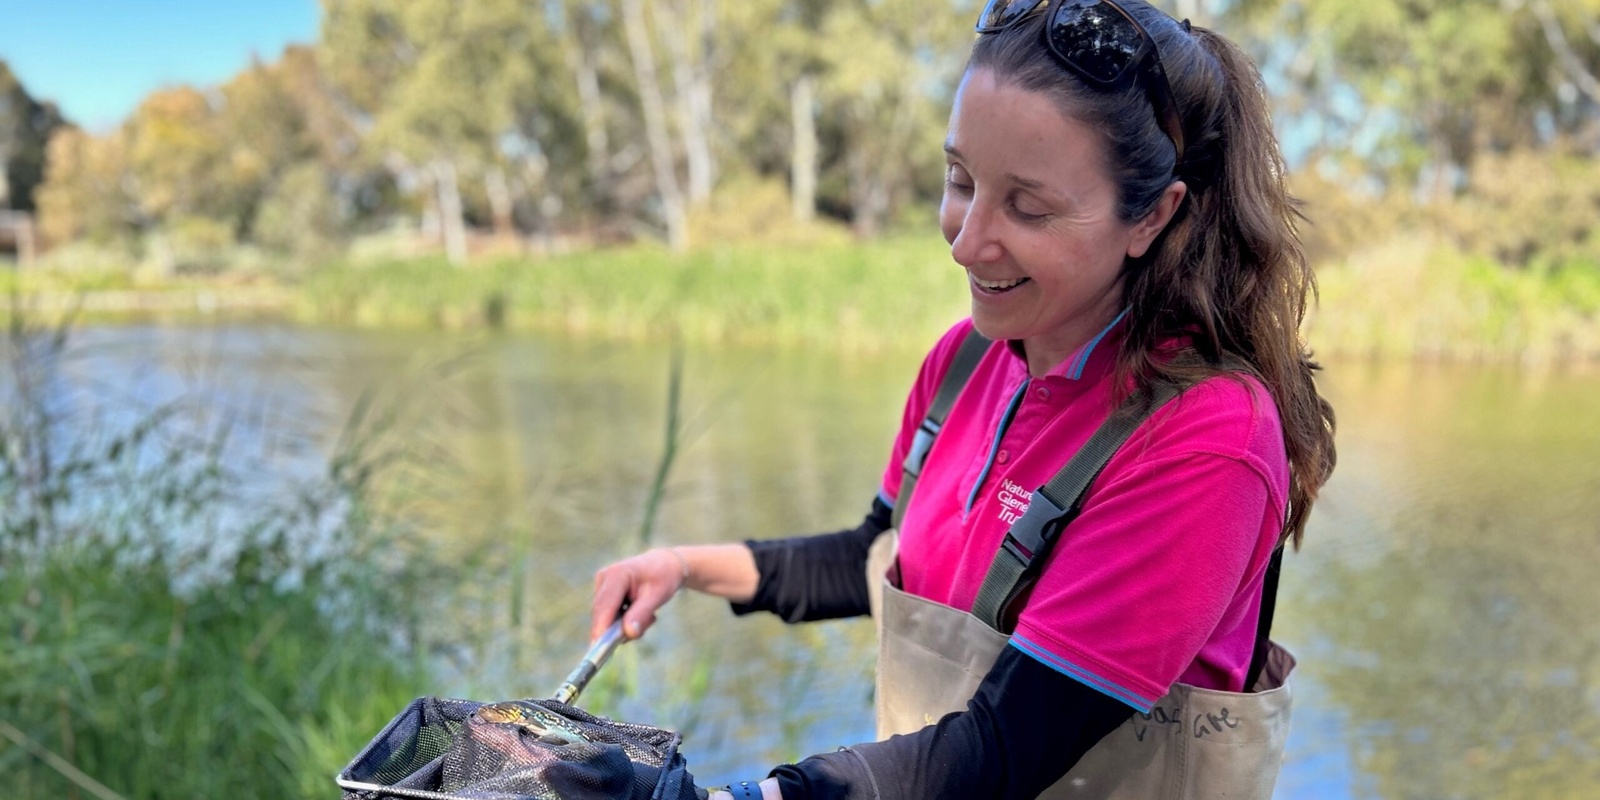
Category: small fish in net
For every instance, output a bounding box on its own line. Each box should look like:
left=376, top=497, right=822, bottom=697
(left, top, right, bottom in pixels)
left=472, top=702, right=591, bottom=746
left=444, top=708, right=569, bottom=790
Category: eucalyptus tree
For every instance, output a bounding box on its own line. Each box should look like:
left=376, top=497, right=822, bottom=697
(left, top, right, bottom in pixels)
left=716, top=0, right=837, bottom=223
left=320, top=0, right=531, bottom=263
left=815, top=0, right=975, bottom=236
left=620, top=0, right=691, bottom=248
left=1224, top=0, right=1600, bottom=193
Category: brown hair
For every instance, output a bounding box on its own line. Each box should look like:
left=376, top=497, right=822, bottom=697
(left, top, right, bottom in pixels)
left=968, top=3, right=1336, bottom=546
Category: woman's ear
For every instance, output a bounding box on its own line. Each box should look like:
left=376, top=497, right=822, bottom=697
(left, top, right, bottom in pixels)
left=1126, top=180, right=1188, bottom=259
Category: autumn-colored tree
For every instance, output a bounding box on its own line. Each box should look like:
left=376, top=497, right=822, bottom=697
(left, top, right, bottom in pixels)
left=35, top=126, right=134, bottom=245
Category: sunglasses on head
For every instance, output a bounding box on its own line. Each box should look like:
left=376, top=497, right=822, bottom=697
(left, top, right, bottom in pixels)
left=976, top=0, right=1186, bottom=163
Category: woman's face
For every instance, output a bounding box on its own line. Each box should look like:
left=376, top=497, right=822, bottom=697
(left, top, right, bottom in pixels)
left=940, top=68, right=1179, bottom=372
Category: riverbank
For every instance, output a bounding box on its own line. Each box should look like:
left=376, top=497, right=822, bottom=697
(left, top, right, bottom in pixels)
left=7, top=236, right=1599, bottom=363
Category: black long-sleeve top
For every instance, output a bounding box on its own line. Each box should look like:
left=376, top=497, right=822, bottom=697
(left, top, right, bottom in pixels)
left=730, top=497, right=1133, bottom=800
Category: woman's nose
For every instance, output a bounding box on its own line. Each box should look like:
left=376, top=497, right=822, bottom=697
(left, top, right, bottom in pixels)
left=947, top=203, right=1004, bottom=268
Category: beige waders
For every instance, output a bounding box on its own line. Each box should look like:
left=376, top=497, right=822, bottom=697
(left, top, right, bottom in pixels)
left=867, top=532, right=1295, bottom=800
left=874, top=330, right=1296, bottom=798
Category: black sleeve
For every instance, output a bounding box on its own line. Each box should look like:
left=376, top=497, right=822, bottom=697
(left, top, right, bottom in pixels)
left=729, top=496, right=893, bottom=623
left=768, top=646, right=1134, bottom=800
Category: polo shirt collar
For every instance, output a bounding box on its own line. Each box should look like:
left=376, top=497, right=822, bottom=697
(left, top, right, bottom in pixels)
left=1002, top=308, right=1129, bottom=382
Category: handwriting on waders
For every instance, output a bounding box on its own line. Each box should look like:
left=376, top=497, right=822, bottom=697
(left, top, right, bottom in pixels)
left=1131, top=706, right=1243, bottom=742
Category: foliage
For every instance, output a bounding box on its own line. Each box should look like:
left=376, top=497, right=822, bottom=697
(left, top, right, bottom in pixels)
left=295, top=234, right=968, bottom=350
left=1440, top=146, right=1600, bottom=270
left=34, top=127, right=134, bottom=247
left=1307, top=238, right=1600, bottom=362
left=9, top=0, right=1600, bottom=360
left=0, top=60, right=68, bottom=213
left=1229, top=0, right=1600, bottom=181
left=0, top=316, right=441, bottom=799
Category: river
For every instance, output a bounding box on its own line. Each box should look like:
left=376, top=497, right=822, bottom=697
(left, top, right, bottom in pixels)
left=53, top=323, right=1600, bottom=799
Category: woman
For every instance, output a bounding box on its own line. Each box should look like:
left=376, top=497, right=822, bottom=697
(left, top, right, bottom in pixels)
left=590, top=1, right=1336, bottom=798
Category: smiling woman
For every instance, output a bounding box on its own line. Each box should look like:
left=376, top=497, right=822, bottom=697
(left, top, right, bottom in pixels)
left=588, top=2, right=1337, bottom=799
left=940, top=70, right=1186, bottom=377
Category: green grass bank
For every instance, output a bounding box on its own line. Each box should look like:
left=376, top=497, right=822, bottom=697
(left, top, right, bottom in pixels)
left=9, top=236, right=1600, bottom=363
left=0, top=322, right=444, bottom=799
left=293, top=237, right=971, bottom=352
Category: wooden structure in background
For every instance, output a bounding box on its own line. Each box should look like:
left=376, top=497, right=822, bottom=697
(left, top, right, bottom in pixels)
left=0, top=210, right=35, bottom=269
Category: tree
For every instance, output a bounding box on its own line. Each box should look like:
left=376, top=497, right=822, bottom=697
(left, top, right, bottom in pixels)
left=1225, top=0, right=1600, bottom=191
left=35, top=126, right=135, bottom=246
left=321, top=0, right=530, bottom=263
left=816, top=0, right=972, bottom=235
left=0, top=60, right=68, bottom=213
left=621, top=0, right=691, bottom=249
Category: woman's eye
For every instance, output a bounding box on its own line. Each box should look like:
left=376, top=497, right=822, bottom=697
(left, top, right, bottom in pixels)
left=945, top=165, right=973, bottom=192
left=1010, top=198, right=1048, bottom=221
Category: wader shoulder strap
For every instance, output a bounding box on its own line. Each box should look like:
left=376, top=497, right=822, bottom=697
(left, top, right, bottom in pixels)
left=891, top=327, right=992, bottom=530
left=1244, top=544, right=1284, bottom=689
left=970, top=382, right=1182, bottom=631
left=970, top=374, right=1285, bottom=688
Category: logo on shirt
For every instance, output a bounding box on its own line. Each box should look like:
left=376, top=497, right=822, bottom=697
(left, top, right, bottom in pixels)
left=997, top=478, right=1031, bottom=525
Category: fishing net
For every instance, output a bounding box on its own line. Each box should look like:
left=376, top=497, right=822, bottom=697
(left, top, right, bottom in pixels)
left=338, top=697, right=704, bottom=800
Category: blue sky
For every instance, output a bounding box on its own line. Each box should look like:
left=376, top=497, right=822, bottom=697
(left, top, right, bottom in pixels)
left=0, top=0, right=320, bottom=132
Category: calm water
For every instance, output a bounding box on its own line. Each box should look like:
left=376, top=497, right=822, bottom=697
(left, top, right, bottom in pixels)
left=58, top=324, right=1600, bottom=799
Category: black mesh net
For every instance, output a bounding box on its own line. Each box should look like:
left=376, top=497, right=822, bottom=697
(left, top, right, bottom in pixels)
left=339, top=697, right=703, bottom=800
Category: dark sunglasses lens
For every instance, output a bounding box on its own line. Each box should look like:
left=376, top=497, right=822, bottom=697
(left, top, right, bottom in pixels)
left=1048, top=0, right=1144, bottom=84
left=978, top=0, right=1040, bottom=31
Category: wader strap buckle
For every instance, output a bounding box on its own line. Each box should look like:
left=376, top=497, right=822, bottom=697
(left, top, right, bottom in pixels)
left=999, top=490, right=1069, bottom=564
left=891, top=328, right=992, bottom=530
left=902, top=419, right=942, bottom=480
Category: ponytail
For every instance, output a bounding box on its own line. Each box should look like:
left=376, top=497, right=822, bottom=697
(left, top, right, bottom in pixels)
left=1119, top=24, right=1336, bottom=547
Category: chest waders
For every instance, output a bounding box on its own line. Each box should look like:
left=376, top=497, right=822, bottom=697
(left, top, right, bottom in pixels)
left=867, top=330, right=1295, bottom=799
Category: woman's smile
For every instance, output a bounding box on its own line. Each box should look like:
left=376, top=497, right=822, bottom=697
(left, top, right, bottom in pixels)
left=969, top=274, right=1032, bottom=294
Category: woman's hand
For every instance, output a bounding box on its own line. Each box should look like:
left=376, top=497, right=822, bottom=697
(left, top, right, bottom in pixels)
left=590, top=548, right=688, bottom=642
left=588, top=543, right=763, bottom=643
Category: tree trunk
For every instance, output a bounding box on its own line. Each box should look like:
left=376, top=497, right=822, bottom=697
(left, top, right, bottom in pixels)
left=1533, top=0, right=1600, bottom=105
left=790, top=74, right=818, bottom=224
left=847, top=145, right=887, bottom=238
left=662, top=0, right=715, bottom=206
left=0, top=146, right=11, bottom=210
left=485, top=167, right=516, bottom=242
left=433, top=158, right=469, bottom=265
left=621, top=0, right=689, bottom=250
left=562, top=6, right=613, bottom=202
left=521, top=148, right=558, bottom=251
left=17, top=213, right=34, bottom=270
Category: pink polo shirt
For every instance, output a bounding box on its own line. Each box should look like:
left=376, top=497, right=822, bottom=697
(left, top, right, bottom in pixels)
left=880, top=317, right=1289, bottom=712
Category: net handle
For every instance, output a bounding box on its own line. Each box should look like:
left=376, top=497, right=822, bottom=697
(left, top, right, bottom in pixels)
left=550, top=619, right=627, bottom=704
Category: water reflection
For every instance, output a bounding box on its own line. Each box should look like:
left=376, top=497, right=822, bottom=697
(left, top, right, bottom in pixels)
left=1281, top=362, right=1600, bottom=799
left=46, top=326, right=1600, bottom=797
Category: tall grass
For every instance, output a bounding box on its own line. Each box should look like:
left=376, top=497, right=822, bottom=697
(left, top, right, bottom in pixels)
left=0, top=314, right=443, bottom=799
left=293, top=236, right=1600, bottom=365
left=15, top=233, right=1600, bottom=363
left=1307, top=240, right=1600, bottom=364
left=295, top=237, right=969, bottom=353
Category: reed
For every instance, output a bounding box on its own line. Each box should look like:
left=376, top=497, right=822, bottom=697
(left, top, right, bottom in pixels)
left=1307, top=240, right=1600, bottom=365
left=0, top=314, right=441, bottom=799
left=294, top=236, right=969, bottom=353
left=12, top=235, right=1600, bottom=364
